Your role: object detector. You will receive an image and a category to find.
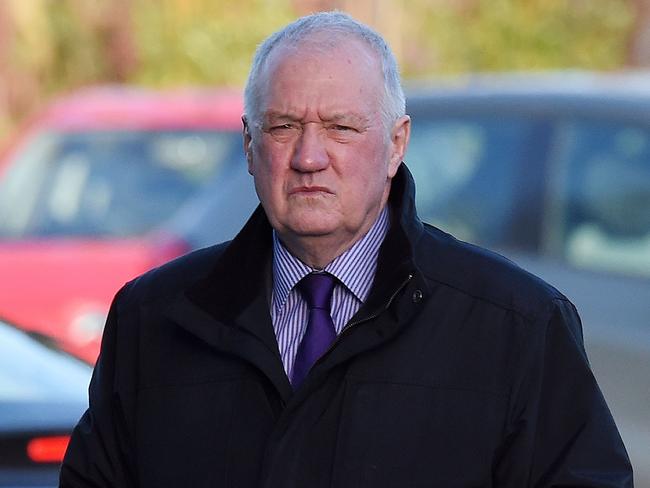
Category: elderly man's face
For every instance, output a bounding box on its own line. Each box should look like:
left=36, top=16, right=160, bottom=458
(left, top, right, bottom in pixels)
left=245, top=38, right=409, bottom=257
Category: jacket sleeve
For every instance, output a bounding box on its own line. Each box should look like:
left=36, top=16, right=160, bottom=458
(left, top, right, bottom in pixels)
left=495, top=298, right=633, bottom=487
left=59, top=286, right=138, bottom=488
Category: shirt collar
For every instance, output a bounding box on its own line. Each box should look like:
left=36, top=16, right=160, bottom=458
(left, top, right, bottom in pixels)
left=272, top=206, right=390, bottom=312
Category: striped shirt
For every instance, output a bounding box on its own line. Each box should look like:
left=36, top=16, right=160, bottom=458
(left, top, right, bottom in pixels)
left=271, top=206, right=390, bottom=377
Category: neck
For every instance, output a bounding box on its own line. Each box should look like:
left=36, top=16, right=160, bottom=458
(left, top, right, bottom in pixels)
left=278, top=235, right=356, bottom=270
left=278, top=208, right=385, bottom=270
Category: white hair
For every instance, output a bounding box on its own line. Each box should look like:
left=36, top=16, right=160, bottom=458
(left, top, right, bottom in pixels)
left=243, top=11, right=405, bottom=131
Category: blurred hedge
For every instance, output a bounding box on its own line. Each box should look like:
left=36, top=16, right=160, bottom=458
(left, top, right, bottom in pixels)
left=405, top=0, right=632, bottom=75
left=0, top=0, right=636, bottom=139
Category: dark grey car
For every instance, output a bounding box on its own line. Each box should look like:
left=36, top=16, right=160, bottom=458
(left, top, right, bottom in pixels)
left=0, top=319, right=91, bottom=487
left=406, top=77, right=650, bottom=484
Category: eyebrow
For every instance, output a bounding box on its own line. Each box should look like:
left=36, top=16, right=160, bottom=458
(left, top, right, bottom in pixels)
left=263, top=111, right=370, bottom=126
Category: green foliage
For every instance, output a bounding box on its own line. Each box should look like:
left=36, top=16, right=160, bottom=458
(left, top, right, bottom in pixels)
left=20, top=0, right=636, bottom=90
left=43, top=1, right=107, bottom=90
left=132, top=0, right=296, bottom=87
left=403, top=0, right=633, bottom=76
left=0, top=0, right=638, bottom=141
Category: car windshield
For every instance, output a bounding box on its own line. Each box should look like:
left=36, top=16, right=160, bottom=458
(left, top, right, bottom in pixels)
left=547, top=120, right=650, bottom=278
left=406, top=115, right=546, bottom=248
left=405, top=110, right=650, bottom=279
left=0, top=129, right=242, bottom=238
left=0, top=320, right=91, bottom=402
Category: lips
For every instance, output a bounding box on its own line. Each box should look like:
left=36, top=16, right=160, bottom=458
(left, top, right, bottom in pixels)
left=289, top=186, right=333, bottom=195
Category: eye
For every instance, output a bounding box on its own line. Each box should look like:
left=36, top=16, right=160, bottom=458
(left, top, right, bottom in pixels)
left=331, top=124, right=353, bottom=132
left=269, top=123, right=293, bottom=132
left=266, top=123, right=300, bottom=138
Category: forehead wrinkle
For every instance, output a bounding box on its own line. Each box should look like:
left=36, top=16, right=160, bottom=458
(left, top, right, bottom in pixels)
left=258, top=38, right=384, bottom=114
left=264, top=110, right=303, bottom=121
left=322, top=112, right=370, bottom=125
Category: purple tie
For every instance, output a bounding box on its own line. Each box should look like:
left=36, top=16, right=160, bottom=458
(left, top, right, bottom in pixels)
left=291, top=272, right=337, bottom=387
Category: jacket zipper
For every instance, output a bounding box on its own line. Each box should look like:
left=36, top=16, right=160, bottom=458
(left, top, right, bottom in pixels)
left=318, top=272, right=414, bottom=362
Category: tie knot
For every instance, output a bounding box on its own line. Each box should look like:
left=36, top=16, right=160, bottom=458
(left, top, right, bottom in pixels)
left=298, top=272, right=336, bottom=310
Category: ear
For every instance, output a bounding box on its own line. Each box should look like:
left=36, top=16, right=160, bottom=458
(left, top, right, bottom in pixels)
left=388, top=115, right=410, bottom=178
left=242, top=115, right=254, bottom=175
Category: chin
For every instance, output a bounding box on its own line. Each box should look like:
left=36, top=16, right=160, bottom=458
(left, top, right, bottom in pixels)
left=281, top=208, right=339, bottom=235
left=283, top=217, right=340, bottom=238
left=289, top=223, right=338, bottom=237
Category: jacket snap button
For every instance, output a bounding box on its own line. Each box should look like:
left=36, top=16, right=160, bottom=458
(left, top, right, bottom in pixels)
left=412, top=289, right=423, bottom=303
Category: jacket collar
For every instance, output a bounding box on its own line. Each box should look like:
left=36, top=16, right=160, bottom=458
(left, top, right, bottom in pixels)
left=165, top=205, right=295, bottom=397
left=368, top=163, right=425, bottom=312
left=164, top=163, right=428, bottom=401
left=186, top=163, right=424, bottom=320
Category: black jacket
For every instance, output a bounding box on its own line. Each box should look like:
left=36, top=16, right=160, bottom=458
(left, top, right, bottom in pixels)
left=60, top=165, right=632, bottom=487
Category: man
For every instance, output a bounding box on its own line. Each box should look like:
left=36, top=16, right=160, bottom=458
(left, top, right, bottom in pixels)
left=60, top=11, right=632, bottom=488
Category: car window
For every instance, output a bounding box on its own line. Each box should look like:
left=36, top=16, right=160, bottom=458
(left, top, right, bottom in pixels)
left=406, top=115, right=546, bottom=248
left=544, top=120, right=650, bottom=278
left=0, top=321, right=91, bottom=402
left=0, top=130, right=242, bottom=238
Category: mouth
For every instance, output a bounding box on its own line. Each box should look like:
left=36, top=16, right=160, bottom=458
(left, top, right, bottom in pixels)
left=289, top=186, right=333, bottom=196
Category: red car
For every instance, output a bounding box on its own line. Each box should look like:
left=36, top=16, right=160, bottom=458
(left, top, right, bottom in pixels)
left=0, top=86, right=253, bottom=363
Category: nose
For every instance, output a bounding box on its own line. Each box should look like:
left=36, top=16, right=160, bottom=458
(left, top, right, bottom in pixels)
left=290, top=124, right=329, bottom=172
